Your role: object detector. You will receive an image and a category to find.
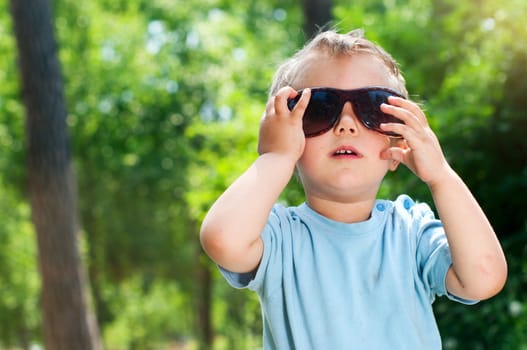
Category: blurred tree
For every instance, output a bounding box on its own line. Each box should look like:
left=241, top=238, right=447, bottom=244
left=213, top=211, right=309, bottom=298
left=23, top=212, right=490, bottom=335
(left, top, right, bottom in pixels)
left=301, top=0, right=333, bottom=38
left=0, top=2, right=41, bottom=348
left=9, top=0, right=102, bottom=348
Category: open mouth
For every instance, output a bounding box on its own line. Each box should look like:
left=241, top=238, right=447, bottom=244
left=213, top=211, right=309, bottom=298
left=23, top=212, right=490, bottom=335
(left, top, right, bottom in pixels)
left=332, top=146, right=362, bottom=158
left=334, top=149, right=358, bottom=156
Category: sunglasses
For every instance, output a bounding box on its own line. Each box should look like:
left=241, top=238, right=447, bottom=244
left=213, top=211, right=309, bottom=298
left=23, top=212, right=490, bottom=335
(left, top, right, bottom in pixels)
left=287, top=86, right=405, bottom=138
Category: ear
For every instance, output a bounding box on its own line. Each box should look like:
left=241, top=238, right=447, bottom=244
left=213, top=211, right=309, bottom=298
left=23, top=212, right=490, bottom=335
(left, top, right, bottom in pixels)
left=385, top=138, right=408, bottom=171
left=389, top=159, right=400, bottom=172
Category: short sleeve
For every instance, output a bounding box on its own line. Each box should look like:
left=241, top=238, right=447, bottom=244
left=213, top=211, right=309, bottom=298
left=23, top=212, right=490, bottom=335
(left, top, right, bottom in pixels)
left=218, top=266, right=256, bottom=289
left=411, top=200, right=478, bottom=305
left=218, top=204, right=286, bottom=293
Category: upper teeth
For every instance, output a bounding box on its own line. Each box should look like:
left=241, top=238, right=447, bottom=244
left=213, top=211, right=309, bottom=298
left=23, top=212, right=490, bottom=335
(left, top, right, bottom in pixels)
left=336, top=150, right=355, bottom=154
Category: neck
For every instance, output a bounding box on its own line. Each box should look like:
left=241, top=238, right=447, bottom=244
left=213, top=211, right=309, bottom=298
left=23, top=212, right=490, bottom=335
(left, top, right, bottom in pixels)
left=305, top=195, right=376, bottom=223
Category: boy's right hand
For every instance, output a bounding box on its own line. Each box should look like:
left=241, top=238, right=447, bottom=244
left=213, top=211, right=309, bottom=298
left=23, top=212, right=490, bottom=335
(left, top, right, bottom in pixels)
left=201, top=87, right=311, bottom=274
left=257, top=86, right=311, bottom=162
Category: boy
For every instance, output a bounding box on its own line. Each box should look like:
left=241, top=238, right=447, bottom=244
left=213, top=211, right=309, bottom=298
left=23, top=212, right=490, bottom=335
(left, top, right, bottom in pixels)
left=200, top=29, right=507, bottom=349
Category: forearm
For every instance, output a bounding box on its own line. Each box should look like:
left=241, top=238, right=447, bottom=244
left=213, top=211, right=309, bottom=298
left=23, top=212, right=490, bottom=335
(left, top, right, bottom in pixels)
left=429, top=167, right=507, bottom=299
left=200, top=152, right=296, bottom=272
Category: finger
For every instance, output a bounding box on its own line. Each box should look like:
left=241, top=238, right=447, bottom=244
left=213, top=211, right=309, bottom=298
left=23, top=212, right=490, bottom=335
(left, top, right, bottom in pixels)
left=387, top=96, right=428, bottom=125
left=263, top=98, right=275, bottom=117
left=276, top=87, right=311, bottom=121
left=393, top=138, right=409, bottom=149
left=381, top=103, right=422, bottom=131
left=380, top=147, right=408, bottom=163
left=261, top=86, right=293, bottom=122
left=380, top=122, right=417, bottom=140
left=291, top=88, right=311, bottom=119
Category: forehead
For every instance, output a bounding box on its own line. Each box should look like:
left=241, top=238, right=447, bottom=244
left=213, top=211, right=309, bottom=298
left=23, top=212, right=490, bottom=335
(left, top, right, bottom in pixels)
left=294, top=52, right=400, bottom=91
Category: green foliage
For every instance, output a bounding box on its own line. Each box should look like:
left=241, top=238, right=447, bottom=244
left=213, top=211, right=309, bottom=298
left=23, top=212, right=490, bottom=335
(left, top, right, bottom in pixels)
left=0, top=2, right=25, bottom=190
left=103, top=277, right=193, bottom=349
left=0, top=181, right=40, bottom=346
left=210, top=270, right=263, bottom=350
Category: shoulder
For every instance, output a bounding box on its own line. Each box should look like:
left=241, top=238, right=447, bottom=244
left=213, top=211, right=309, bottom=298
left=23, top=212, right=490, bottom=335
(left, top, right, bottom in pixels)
left=388, top=194, right=437, bottom=220
left=268, top=203, right=302, bottom=225
left=381, top=195, right=442, bottom=240
left=263, top=203, right=306, bottom=242
left=268, top=202, right=315, bottom=225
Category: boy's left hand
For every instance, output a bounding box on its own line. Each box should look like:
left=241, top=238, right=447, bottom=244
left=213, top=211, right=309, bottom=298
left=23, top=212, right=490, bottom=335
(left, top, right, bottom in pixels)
left=379, top=96, right=451, bottom=187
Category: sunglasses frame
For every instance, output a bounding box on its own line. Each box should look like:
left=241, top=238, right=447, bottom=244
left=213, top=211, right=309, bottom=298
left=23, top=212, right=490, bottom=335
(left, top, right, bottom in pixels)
left=287, top=86, right=406, bottom=138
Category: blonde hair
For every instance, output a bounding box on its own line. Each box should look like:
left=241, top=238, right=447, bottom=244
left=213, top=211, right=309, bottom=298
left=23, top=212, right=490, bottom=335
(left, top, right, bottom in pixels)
left=269, top=29, right=407, bottom=97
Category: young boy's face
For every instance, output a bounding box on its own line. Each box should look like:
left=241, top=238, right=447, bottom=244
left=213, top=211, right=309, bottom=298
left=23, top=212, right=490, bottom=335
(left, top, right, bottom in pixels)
left=294, top=53, right=401, bottom=204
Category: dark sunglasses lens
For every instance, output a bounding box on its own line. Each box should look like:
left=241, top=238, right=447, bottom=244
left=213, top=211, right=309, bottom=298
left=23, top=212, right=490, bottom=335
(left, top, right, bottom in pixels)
left=303, top=91, right=341, bottom=136
left=287, top=90, right=341, bottom=136
left=356, top=90, right=404, bottom=136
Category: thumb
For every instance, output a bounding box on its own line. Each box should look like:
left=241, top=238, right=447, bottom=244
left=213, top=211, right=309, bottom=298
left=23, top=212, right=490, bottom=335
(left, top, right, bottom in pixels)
left=381, top=147, right=407, bottom=163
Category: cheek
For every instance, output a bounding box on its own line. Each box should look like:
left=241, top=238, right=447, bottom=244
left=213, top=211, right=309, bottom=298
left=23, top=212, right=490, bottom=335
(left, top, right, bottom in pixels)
left=296, top=150, right=314, bottom=173
left=372, top=135, right=392, bottom=152
left=296, top=140, right=322, bottom=172
left=369, top=137, right=393, bottom=163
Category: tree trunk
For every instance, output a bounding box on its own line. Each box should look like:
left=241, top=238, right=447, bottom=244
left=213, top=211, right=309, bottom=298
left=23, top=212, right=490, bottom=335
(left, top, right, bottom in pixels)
left=196, top=253, right=213, bottom=349
left=301, top=0, right=334, bottom=38
left=9, top=0, right=102, bottom=349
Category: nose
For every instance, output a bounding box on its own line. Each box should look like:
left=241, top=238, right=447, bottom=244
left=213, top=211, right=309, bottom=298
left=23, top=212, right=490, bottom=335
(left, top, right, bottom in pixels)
left=333, top=102, right=361, bottom=136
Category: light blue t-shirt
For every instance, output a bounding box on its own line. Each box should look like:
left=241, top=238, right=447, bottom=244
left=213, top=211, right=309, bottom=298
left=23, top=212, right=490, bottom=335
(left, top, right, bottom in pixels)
left=220, top=195, right=476, bottom=350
